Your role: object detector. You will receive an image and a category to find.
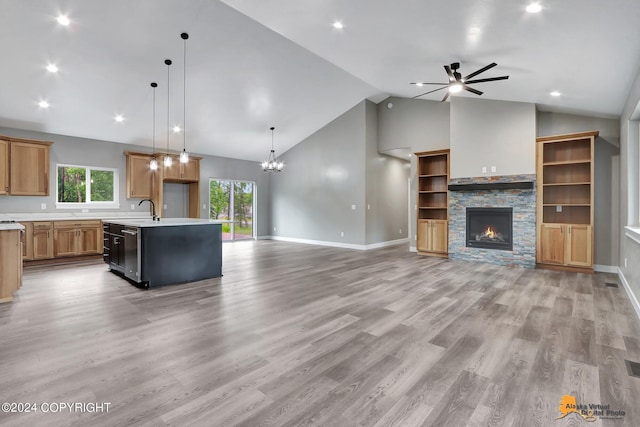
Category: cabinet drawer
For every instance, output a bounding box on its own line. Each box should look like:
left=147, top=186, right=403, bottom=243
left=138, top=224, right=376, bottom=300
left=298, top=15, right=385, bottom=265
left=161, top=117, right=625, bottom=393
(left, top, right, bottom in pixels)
left=32, top=221, right=52, bottom=230
left=54, top=220, right=101, bottom=229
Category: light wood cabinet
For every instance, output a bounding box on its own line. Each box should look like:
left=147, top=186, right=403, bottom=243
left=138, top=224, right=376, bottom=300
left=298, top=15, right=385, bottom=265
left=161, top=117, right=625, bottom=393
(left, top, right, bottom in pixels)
left=126, top=154, right=155, bottom=199
left=0, top=229, right=22, bottom=303
left=32, top=222, right=54, bottom=259
left=416, top=149, right=449, bottom=256
left=417, top=220, right=448, bottom=254
left=536, top=131, right=597, bottom=272
left=0, top=140, right=8, bottom=195
left=9, top=140, right=52, bottom=196
left=539, top=223, right=592, bottom=268
left=163, top=156, right=200, bottom=182
left=53, top=220, right=102, bottom=257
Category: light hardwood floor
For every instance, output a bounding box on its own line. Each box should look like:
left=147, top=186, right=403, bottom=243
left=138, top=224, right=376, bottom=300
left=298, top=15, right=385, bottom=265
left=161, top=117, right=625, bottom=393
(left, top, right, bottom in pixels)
left=1, top=241, right=639, bottom=426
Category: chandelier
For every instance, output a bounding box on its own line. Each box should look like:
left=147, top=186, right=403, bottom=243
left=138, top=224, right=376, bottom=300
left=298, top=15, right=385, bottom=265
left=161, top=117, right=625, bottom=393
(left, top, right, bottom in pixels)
left=261, top=126, right=283, bottom=172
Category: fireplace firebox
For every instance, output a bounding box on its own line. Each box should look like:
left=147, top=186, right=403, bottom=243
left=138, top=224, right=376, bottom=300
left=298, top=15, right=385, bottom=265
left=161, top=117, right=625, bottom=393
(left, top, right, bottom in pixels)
left=466, top=207, right=513, bottom=251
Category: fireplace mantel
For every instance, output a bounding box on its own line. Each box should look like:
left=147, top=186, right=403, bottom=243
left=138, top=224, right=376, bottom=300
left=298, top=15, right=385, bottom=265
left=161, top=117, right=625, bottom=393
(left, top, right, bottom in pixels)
left=448, top=181, right=534, bottom=191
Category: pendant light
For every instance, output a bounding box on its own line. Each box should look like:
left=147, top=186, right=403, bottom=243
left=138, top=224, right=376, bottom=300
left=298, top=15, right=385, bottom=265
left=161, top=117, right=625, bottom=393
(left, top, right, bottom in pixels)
left=179, top=32, right=189, bottom=164
left=149, top=82, right=159, bottom=170
left=163, top=59, right=173, bottom=168
left=261, top=126, right=284, bottom=172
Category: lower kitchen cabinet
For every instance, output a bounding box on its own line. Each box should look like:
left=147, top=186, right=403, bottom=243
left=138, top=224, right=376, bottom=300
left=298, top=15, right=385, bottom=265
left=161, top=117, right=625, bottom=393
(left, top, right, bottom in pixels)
left=538, top=223, right=592, bottom=268
left=417, top=219, right=448, bottom=255
left=0, top=228, right=22, bottom=303
left=33, top=222, right=54, bottom=259
left=53, top=220, right=102, bottom=257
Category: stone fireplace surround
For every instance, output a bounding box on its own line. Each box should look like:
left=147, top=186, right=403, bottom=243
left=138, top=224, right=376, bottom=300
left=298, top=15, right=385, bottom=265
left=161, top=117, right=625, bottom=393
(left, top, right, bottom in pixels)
left=448, top=174, right=536, bottom=268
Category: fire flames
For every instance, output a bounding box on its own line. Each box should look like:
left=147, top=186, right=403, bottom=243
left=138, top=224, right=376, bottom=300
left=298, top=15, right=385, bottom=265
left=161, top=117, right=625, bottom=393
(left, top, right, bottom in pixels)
left=483, top=226, right=495, bottom=239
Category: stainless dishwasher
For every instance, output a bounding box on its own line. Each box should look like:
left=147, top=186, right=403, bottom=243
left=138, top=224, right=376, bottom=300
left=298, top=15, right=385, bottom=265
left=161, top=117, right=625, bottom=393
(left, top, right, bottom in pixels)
left=122, top=227, right=140, bottom=282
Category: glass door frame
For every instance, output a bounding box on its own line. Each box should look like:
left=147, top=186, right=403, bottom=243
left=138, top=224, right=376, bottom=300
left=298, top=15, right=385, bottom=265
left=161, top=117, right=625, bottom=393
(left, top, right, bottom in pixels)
left=209, top=178, right=257, bottom=241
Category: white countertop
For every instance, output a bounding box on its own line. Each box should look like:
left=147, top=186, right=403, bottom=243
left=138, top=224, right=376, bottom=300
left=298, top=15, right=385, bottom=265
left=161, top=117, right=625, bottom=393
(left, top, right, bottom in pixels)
left=103, top=218, right=224, bottom=228
left=0, top=223, right=25, bottom=231
left=0, top=212, right=153, bottom=222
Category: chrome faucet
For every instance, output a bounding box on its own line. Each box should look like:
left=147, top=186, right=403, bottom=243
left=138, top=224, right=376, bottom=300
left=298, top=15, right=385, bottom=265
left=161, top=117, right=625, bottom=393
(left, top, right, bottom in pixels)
left=138, top=199, right=157, bottom=221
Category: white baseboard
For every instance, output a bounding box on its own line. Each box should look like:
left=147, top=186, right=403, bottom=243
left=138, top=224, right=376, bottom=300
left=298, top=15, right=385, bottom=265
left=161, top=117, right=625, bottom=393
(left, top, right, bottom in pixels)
left=594, top=264, right=618, bottom=273
left=618, top=267, right=640, bottom=321
left=409, top=246, right=417, bottom=253
left=267, top=236, right=409, bottom=251
left=256, top=235, right=271, bottom=240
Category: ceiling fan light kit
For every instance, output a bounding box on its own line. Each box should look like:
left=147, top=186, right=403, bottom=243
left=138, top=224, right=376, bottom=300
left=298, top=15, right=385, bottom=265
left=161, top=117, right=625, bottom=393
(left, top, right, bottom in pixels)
left=411, top=62, right=509, bottom=101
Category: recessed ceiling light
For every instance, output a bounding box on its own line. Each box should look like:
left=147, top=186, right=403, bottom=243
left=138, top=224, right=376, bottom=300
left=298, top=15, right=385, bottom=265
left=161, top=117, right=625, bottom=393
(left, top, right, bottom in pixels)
left=526, top=3, right=542, bottom=13
left=416, top=82, right=424, bottom=87
left=173, top=125, right=181, bottom=133
left=468, top=26, right=481, bottom=35
left=56, top=14, right=70, bottom=26
left=550, top=91, right=561, bottom=97
left=332, top=21, right=344, bottom=29
left=46, top=63, right=58, bottom=73
left=114, top=114, right=124, bottom=122
left=38, top=100, right=50, bottom=109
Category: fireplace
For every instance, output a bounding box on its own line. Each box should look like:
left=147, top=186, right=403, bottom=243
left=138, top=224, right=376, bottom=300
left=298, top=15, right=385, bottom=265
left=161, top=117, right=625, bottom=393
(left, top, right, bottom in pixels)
left=466, top=207, right=513, bottom=251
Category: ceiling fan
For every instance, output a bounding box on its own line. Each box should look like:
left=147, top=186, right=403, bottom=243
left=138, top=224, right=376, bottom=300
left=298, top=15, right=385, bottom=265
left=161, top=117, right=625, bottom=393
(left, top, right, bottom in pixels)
left=411, top=62, right=509, bottom=102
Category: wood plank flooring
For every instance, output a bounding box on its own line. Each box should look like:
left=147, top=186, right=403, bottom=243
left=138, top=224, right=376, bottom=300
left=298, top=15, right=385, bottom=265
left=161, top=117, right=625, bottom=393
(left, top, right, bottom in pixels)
left=1, top=241, right=639, bottom=426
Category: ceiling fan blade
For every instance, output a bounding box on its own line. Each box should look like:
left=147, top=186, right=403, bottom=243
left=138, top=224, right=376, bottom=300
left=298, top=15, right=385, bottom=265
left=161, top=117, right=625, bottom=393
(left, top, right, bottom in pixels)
left=444, top=65, right=454, bottom=81
left=441, top=91, right=450, bottom=102
left=464, top=76, right=509, bottom=85
left=464, top=85, right=483, bottom=96
left=463, top=62, right=497, bottom=80
left=410, top=82, right=448, bottom=86
left=412, top=86, right=448, bottom=98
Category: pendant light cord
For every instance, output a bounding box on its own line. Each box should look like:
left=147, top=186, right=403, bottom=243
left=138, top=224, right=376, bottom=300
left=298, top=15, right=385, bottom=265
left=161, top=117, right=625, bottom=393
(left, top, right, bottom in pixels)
left=152, top=83, right=156, bottom=154
left=183, top=35, right=187, bottom=152
left=165, top=59, right=171, bottom=155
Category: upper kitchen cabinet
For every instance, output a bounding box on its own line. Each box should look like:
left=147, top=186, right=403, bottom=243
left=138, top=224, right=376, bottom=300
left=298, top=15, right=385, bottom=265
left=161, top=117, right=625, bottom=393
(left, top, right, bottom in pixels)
left=0, top=140, right=8, bottom=195
left=163, top=155, right=200, bottom=183
left=1, top=136, right=53, bottom=196
left=126, top=153, right=155, bottom=199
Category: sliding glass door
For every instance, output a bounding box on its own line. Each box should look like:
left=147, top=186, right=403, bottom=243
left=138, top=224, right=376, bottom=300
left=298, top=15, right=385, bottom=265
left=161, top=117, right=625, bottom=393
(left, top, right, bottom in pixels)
left=209, top=179, right=255, bottom=241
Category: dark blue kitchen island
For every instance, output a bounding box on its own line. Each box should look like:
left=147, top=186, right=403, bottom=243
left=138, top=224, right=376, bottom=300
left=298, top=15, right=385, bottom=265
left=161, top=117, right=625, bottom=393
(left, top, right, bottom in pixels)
left=103, top=218, right=222, bottom=288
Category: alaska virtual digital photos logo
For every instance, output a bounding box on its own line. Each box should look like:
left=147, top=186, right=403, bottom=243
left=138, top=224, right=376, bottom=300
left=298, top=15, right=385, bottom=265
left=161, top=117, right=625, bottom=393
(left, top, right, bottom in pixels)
left=556, top=395, right=625, bottom=422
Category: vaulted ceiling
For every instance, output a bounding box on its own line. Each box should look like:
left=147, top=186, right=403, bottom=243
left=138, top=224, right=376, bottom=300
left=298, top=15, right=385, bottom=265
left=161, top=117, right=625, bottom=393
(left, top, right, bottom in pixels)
left=1, top=0, right=638, bottom=161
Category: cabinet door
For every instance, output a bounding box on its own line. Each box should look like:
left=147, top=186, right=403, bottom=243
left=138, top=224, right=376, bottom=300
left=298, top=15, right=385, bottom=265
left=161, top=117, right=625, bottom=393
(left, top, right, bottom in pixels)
left=10, top=142, right=50, bottom=196
left=431, top=220, right=448, bottom=254
left=181, top=159, right=199, bottom=181
left=539, top=224, right=564, bottom=265
left=0, top=140, right=8, bottom=195
left=33, top=229, right=54, bottom=259
left=417, top=221, right=431, bottom=252
left=21, top=222, right=33, bottom=260
left=54, top=229, right=77, bottom=257
left=127, top=155, right=154, bottom=199
left=163, top=157, right=181, bottom=180
left=566, top=225, right=592, bottom=267
left=77, top=227, right=100, bottom=255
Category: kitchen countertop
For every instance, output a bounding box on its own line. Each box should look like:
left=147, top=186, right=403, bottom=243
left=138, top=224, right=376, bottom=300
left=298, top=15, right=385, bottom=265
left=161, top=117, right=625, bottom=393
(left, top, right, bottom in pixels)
left=0, top=213, right=153, bottom=222
left=103, top=218, right=225, bottom=228
left=0, top=223, right=25, bottom=231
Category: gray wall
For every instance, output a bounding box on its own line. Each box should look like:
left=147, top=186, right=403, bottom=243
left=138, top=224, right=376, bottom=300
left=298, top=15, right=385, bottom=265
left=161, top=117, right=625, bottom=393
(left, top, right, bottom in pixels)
left=0, top=126, right=271, bottom=237
left=537, top=111, right=620, bottom=267
left=365, top=101, right=410, bottom=245
left=271, top=101, right=367, bottom=244
left=450, top=97, right=536, bottom=178
left=619, top=61, right=640, bottom=308
left=377, top=97, right=450, bottom=153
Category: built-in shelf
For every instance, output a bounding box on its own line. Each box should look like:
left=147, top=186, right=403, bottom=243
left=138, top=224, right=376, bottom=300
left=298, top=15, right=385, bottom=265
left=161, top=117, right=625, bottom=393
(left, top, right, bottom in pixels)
left=419, top=191, right=447, bottom=194
left=448, top=181, right=534, bottom=191
left=542, top=182, right=590, bottom=186
left=419, top=174, right=448, bottom=178
left=542, top=203, right=591, bottom=207
left=542, top=160, right=591, bottom=166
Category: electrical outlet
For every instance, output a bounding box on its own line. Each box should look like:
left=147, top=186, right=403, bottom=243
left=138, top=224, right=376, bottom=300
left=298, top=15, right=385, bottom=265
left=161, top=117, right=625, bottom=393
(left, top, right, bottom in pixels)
left=556, top=205, right=562, bottom=213
left=491, top=166, right=497, bottom=173
left=481, top=167, right=487, bottom=174
left=82, top=208, right=89, bottom=213
left=625, top=258, right=628, bottom=267
left=399, top=229, right=402, bottom=234
left=273, top=227, right=276, bottom=232
left=367, top=204, right=370, bottom=210
left=202, top=204, right=206, bottom=210
left=163, top=204, right=167, bottom=209
left=130, top=204, right=135, bottom=210
left=351, top=205, right=356, bottom=210
left=340, top=231, right=344, bottom=237
left=41, top=203, right=46, bottom=210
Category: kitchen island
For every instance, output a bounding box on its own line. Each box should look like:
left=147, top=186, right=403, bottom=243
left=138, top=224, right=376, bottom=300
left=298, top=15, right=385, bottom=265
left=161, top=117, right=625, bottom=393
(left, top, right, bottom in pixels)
left=102, top=218, right=222, bottom=288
